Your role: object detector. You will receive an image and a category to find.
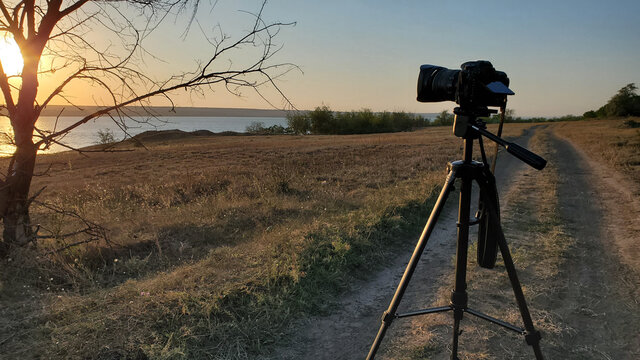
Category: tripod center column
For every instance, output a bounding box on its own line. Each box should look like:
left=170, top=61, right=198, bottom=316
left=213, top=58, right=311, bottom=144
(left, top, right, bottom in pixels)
left=453, top=137, right=474, bottom=299
left=450, top=138, right=475, bottom=356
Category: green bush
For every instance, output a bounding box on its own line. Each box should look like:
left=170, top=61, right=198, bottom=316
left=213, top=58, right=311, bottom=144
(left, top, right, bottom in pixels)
left=295, top=106, right=428, bottom=135
left=585, top=83, right=640, bottom=118
left=246, top=122, right=289, bottom=135
left=431, top=110, right=454, bottom=126
left=245, top=121, right=266, bottom=134
left=286, top=112, right=311, bottom=134
left=622, top=119, right=640, bottom=128
left=95, top=129, right=116, bottom=144
left=309, top=106, right=336, bottom=134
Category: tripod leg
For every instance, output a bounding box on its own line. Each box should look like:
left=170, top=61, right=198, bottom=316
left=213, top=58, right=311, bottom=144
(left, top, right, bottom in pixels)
left=450, top=166, right=474, bottom=360
left=496, top=230, right=544, bottom=359
left=366, top=168, right=458, bottom=360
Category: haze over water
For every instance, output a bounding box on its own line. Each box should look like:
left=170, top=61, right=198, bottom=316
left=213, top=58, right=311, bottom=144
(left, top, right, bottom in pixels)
left=0, top=116, right=288, bottom=156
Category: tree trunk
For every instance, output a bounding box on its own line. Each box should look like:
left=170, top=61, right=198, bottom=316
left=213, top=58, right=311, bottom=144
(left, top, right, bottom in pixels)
left=0, top=38, right=40, bottom=256
left=0, top=121, right=37, bottom=256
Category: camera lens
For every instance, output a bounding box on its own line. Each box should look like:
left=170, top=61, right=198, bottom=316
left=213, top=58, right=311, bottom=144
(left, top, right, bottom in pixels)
left=417, top=65, right=459, bottom=103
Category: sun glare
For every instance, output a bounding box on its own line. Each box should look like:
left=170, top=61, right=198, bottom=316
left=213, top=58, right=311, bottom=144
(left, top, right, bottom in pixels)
left=0, top=36, right=24, bottom=76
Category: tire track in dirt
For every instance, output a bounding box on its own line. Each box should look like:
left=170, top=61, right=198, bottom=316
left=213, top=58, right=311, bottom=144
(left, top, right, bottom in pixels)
left=449, top=126, right=640, bottom=360
left=265, top=128, right=537, bottom=360
left=540, top=131, right=640, bottom=359
left=551, top=129, right=640, bottom=291
left=267, top=125, right=640, bottom=360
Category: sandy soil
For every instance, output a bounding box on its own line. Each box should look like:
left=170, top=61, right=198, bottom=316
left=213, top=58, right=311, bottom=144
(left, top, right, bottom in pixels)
left=265, top=125, right=640, bottom=359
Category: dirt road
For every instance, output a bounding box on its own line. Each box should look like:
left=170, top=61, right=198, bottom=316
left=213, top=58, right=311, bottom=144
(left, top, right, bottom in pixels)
left=543, top=130, right=640, bottom=359
left=266, top=125, right=640, bottom=360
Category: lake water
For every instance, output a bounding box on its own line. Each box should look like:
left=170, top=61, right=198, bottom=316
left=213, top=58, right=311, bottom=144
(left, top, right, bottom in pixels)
left=0, top=116, right=287, bottom=156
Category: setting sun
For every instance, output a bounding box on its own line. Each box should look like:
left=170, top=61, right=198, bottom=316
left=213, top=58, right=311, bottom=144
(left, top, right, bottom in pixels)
left=0, top=36, right=23, bottom=76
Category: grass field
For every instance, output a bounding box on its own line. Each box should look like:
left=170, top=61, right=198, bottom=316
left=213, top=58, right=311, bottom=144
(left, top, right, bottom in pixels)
left=0, top=124, right=533, bottom=359
left=553, top=117, right=640, bottom=187
left=400, top=126, right=574, bottom=359
left=378, top=119, right=640, bottom=359
left=2, top=119, right=637, bottom=359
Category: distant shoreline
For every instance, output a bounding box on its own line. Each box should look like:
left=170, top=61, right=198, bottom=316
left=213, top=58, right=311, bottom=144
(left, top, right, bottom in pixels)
left=39, top=105, right=289, bottom=118
left=37, top=105, right=436, bottom=119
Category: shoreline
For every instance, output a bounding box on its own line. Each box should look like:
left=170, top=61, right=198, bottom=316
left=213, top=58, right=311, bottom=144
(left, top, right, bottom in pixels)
left=36, top=105, right=290, bottom=118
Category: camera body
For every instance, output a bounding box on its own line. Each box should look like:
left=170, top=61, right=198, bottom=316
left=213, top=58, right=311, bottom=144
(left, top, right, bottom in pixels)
left=417, top=60, right=513, bottom=108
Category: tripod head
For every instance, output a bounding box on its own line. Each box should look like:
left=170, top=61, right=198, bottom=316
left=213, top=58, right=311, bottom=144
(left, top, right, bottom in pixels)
left=453, top=106, right=547, bottom=170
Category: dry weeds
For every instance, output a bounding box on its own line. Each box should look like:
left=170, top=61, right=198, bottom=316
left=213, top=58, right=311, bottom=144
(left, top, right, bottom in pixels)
left=0, top=125, right=532, bottom=359
left=553, top=118, right=640, bottom=188
left=388, top=126, right=572, bottom=359
left=398, top=121, right=640, bottom=359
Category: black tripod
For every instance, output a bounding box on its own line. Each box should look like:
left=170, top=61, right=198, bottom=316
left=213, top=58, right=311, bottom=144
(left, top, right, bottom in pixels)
left=367, top=107, right=546, bottom=360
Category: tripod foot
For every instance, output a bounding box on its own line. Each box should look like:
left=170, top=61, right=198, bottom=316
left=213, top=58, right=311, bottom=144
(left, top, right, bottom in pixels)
left=525, top=330, right=542, bottom=346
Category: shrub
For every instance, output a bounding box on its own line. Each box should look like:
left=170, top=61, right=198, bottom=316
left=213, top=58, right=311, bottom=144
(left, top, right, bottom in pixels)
left=622, top=119, right=640, bottom=128
left=309, top=106, right=336, bottom=134
left=286, top=112, right=311, bottom=134
left=245, top=121, right=266, bottom=134
left=584, top=83, right=640, bottom=118
left=431, top=110, right=454, bottom=126
left=95, top=129, right=116, bottom=144
left=304, top=107, right=428, bottom=134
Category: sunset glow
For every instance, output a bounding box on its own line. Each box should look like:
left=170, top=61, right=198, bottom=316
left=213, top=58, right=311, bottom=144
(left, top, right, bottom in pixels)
left=0, top=36, right=23, bottom=76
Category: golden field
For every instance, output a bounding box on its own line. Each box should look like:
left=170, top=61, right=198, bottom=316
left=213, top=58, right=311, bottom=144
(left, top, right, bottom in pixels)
left=1, top=119, right=637, bottom=359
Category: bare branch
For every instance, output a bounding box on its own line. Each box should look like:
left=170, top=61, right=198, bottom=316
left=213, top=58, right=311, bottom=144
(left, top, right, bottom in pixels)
left=59, top=0, right=90, bottom=18
left=34, top=199, right=111, bottom=254
left=0, top=1, right=14, bottom=29
left=0, top=0, right=298, bottom=251
left=25, top=0, right=34, bottom=38
left=0, top=61, right=16, bottom=115
left=35, top=6, right=298, bottom=147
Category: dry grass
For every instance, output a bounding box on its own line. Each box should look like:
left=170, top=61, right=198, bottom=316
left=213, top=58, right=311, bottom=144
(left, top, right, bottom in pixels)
left=0, top=123, right=533, bottom=359
left=474, top=128, right=574, bottom=358
left=553, top=117, right=640, bottom=187
left=402, top=120, right=640, bottom=359
left=403, top=126, right=575, bottom=359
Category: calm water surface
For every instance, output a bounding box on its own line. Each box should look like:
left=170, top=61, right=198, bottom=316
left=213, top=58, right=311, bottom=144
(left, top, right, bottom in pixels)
left=0, top=116, right=287, bottom=156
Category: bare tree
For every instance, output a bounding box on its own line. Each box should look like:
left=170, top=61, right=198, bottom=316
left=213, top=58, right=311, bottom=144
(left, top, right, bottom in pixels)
left=0, top=0, right=296, bottom=255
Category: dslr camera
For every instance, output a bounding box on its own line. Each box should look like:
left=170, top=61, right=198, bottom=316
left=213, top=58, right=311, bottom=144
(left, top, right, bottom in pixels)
left=417, top=60, right=513, bottom=108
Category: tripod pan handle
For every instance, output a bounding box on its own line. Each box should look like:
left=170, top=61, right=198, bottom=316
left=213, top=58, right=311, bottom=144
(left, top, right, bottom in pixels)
left=505, top=142, right=547, bottom=170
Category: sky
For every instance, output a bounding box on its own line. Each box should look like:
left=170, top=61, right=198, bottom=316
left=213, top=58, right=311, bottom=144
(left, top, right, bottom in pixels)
left=4, top=0, right=640, bottom=118
left=256, top=0, right=640, bottom=117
